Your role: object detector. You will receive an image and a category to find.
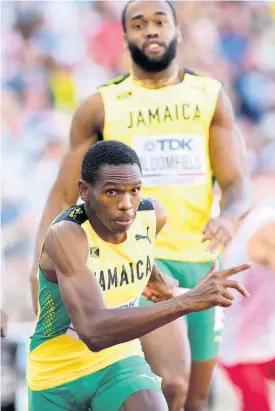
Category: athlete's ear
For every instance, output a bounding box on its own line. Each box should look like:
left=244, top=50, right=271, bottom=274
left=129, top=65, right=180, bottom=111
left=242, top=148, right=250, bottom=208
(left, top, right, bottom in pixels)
left=123, top=33, right=129, bottom=49
left=78, top=180, right=89, bottom=202
left=176, top=26, right=182, bottom=44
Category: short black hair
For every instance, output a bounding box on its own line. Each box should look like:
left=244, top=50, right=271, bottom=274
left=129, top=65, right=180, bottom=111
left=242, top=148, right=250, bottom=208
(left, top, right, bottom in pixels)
left=81, top=140, right=142, bottom=185
left=122, top=0, right=177, bottom=33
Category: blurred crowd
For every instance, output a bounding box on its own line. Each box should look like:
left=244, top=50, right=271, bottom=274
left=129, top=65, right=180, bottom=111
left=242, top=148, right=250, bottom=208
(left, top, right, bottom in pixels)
left=1, top=0, right=275, bottom=334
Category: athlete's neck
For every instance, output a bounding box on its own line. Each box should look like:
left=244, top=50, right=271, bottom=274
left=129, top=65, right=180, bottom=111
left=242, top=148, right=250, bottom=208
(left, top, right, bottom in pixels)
left=131, top=62, right=183, bottom=89
left=84, top=203, right=127, bottom=244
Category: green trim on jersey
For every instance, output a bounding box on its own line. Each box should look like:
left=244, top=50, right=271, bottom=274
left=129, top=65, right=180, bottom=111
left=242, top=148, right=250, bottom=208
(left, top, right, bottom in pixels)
left=98, top=73, right=130, bottom=89
left=29, top=268, right=71, bottom=352
left=30, top=201, right=154, bottom=354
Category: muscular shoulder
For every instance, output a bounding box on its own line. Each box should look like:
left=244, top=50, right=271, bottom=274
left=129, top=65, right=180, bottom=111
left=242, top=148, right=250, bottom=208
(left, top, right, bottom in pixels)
left=138, top=198, right=167, bottom=235
left=43, top=220, right=89, bottom=272
left=98, top=73, right=133, bottom=101
left=152, top=199, right=168, bottom=234
left=43, top=205, right=88, bottom=259
left=53, top=204, right=88, bottom=225
left=211, top=88, right=234, bottom=127
left=70, top=92, right=104, bottom=148
left=185, top=69, right=222, bottom=93
left=73, top=92, right=104, bottom=130
left=98, top=73, right=130, bottom=89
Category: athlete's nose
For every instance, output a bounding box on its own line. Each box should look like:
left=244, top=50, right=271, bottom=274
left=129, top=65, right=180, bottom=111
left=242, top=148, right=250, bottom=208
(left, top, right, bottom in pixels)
left=145, top=23, right=159, bottom=38
left=117, top=194, right=132, bottom=212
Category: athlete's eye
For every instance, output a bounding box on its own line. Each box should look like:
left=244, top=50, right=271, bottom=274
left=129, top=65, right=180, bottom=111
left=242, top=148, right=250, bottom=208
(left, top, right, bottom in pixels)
left=106, top=189, right=117, bottom=196
left=131, top=187, right=141, bottom=194
left=156, top=20, right=164, bottom=26
left=133, top=22, right=144, bottom=30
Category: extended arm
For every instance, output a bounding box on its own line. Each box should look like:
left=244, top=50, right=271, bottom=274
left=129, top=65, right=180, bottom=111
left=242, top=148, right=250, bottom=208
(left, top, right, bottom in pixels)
left=43, top=216, right=249, bottom=352
left=44, top=222, right=192, bottom=352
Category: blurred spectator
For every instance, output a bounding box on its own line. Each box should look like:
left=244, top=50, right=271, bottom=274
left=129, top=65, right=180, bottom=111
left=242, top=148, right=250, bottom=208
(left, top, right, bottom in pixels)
left=219, top=2, right=251, bottom=66
left=1, top=340, right=17, bottom=411
left=219, top=194, right=275, bottom=411
left=235, top=55, right=274, bottom=123
left=87, top=1, right=124, bottom=73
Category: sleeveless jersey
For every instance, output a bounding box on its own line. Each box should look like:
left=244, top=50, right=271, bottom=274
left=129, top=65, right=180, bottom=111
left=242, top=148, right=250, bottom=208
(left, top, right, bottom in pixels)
left=27, top=200, right=156, bottom=391
left=99, top=71, right=222, bottom=262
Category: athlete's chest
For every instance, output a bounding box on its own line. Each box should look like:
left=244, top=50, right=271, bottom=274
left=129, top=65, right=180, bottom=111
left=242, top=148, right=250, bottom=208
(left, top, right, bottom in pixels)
left=125, top=99, right=201, bottom=131
left=104, top=86, right=210, bottom=188
left=85, top=219, right=155, bottom=307
left=107, top=85, right=207, bottom=134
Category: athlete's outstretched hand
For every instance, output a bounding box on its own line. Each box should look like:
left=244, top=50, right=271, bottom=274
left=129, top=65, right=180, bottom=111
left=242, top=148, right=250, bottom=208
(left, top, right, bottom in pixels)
left=202, top=215, right=238, bottom=253
left=183, top=260, right=250, bottom=312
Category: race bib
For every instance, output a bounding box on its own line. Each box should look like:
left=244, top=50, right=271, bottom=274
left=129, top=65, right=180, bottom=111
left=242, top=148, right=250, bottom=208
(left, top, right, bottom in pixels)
left=132, top=134, right=207, bottom=187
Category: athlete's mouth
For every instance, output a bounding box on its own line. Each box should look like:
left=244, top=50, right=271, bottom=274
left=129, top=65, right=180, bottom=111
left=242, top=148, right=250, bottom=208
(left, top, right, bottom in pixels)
left=144, top=39, right=165, bottom=53
left=112, top=216, right=134, bottom=227
left=113, top=219, right=132, bottom=228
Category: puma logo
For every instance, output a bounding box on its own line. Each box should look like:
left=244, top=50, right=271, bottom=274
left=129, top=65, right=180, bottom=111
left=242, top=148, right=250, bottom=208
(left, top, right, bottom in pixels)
left=135, top=227, right=151, bottom=243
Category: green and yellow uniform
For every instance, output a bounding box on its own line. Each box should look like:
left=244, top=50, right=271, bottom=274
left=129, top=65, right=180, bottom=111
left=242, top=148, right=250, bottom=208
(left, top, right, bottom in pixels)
left=99, top=70, right=223, bottom=360
left=27, top=201, right=162, bottom=411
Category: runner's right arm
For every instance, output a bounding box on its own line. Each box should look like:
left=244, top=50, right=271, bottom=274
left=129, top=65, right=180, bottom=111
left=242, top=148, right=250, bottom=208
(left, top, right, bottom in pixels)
left=43, top=221, right=250, bottom=352
left=30, top=93, right=104, bottom=314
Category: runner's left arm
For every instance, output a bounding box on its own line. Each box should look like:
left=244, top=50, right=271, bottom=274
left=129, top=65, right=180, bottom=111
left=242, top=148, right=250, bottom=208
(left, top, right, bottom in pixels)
left=203, top=88, right=252, bottom=253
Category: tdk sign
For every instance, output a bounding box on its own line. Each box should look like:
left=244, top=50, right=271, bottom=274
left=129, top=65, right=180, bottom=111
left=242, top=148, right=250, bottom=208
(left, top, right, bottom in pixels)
left=145, top=138, right=193, bottom=152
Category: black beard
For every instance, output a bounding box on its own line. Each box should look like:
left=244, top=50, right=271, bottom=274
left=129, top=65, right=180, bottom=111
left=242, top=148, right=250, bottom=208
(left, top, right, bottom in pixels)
left=128, top=37, right=177, bottom=73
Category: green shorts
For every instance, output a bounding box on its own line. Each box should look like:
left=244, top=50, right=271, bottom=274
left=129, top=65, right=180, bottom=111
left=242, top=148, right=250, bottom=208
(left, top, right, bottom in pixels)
left=28, top=356, right=162, bottom=411
left=140, top=259, right=224, bottom=362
